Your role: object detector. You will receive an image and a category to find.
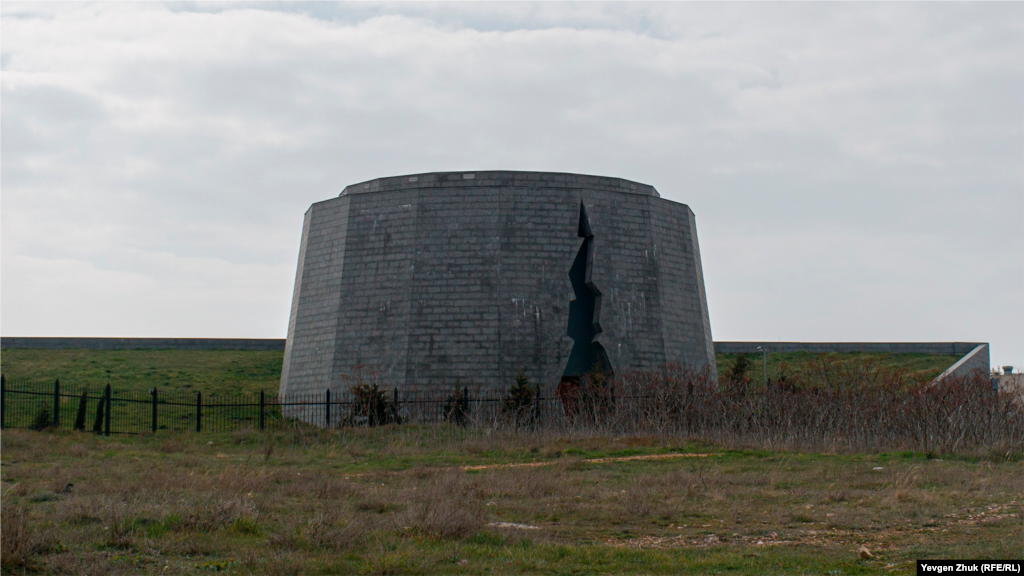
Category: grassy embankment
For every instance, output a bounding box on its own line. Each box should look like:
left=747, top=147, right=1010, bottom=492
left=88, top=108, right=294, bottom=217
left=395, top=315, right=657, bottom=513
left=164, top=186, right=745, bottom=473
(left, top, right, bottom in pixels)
left=0, top=350, right=284, bottom=396
left=2, top=426, right=1021, bottom=575
left=0, top=349, right=961, bottom=396
left=714, top=352, right=963, bottom=386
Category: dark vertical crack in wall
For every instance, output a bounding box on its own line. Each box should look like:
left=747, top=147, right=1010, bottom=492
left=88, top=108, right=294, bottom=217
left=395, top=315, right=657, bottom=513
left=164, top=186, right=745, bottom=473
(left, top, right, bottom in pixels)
left=563, top=203, right=613, bottom=378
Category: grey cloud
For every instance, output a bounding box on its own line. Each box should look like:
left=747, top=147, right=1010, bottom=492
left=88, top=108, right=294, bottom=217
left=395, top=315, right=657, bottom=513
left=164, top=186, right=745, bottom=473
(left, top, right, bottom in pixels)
left=1, top=2, right=1020, bottom=364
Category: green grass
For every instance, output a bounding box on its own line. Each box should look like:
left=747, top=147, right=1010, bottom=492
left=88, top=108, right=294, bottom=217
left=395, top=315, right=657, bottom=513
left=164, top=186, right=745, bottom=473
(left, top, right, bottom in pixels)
left=1, top=349, right=961, bottom=397
left=715, top=352, right=961, bottom=384
left=2, top=426, right=1021, bottom=575
left=0, top=349, right=283, bottom=396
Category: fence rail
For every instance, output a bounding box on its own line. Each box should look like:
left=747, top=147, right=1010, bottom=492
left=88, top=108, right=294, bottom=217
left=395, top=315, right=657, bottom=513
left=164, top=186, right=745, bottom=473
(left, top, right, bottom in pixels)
left=2, top=371, right=1021, bottom=456
left=0, top=377, right=286, bottom=435
left=0, top=375, right=562, bottom=435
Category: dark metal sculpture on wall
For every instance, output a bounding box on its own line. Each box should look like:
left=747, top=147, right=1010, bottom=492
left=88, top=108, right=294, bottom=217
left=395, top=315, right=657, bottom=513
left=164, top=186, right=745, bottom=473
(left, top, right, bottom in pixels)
left=562, top=203, right=613, bottom=380
left=557, top=203, right=614, bottom=412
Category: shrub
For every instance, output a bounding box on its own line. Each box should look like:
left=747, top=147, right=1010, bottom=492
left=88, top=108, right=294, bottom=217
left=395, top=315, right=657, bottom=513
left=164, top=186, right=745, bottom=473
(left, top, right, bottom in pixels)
left=403, top=472, right=484, bottom=539
left=180, top=498, right=259, bottom=532
left=727, top=353, right=751, bottom=383
left=0, top=502, right=30, bottom=565
left=340, top=365, right=401, bottom=426
left=348, top=383, right=401, bottom=426
left=443, top=383, right=469, bottom=426
left=29, top=405, right=51, bottom=431
left=502, top=370, right=538, bottom=427
left=577, top=366, right=615, bottom=414
left=606, top=365, right=1024, bottom=455
left=1, top=506, right=56, bottom=570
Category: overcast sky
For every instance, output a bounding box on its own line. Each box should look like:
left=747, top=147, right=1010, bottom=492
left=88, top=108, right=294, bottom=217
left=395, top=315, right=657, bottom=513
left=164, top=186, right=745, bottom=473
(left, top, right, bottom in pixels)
left=2, top=2, right=1021, bottom=367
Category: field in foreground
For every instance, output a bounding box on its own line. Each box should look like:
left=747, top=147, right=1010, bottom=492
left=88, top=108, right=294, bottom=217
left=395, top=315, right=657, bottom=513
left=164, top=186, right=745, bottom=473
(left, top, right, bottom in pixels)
left=2, top=427, right=1021, bottom=575
left=0, top=349, right=961, bottom=396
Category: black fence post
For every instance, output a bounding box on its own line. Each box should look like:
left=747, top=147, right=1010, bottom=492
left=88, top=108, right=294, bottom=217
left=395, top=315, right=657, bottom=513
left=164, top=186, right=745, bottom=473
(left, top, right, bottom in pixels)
left=1, top=374, right=6, bottom=430
left=151, top=389, right=158, bottom=433
left=535, top=384, right=542, bottom=424
left=53, top=379, right=61, bottom=429
left=103, top=384, right=111, bottom=436
left=392, top=387, right=399, bottom=423
left=73, top=388, right=88, bottom=431
left=259, top=390, right=265, bottom=431
left=325, top=388, right=331, bottom=429
left=196, top=392, right=202, bottom=433
left=92, top=388, right=105, bottom=434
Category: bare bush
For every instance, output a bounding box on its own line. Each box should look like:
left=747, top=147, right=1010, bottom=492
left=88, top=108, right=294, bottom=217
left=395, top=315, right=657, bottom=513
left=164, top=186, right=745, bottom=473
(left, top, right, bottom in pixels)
left=268, top=510, right=361, bottom=552
left=619, top=478, right=657, bottom=519
left=1, top=506, right=44, bottom=569
left=403, top=472, right=485, bottom=538
left=479, top=465, right=567, bottom=499
left=180, top=497, right=259, bottom=532
left=524, top=365, right=1024, bottom=456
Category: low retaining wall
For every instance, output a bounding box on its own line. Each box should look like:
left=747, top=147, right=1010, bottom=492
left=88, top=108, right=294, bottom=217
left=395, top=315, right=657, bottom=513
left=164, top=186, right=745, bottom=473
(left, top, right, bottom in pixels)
left=0, top=337, right=285, bottom=351
left=934, top=344, right=990, bottom=380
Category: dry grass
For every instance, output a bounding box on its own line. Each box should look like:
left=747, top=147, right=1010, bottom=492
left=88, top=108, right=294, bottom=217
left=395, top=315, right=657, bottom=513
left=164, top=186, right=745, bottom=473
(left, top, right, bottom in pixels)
left=1, top=426, right=1021, bottom=575
left=596, top=368, right=1024, bottom=455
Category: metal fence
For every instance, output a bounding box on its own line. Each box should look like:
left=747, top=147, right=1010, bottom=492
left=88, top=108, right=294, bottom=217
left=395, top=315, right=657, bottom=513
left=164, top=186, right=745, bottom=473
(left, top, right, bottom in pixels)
left=0, top=377, right=276, bottom=434
left=0, top=375, right=564, bottom=435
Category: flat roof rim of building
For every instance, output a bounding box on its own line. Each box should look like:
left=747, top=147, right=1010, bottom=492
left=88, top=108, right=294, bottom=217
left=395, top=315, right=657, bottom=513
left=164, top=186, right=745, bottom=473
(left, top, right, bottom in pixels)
left=339, top=170, right=661, bottom=198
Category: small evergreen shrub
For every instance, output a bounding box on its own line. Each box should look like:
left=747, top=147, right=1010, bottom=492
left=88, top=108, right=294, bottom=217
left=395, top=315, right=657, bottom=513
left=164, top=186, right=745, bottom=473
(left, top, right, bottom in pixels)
left=502, top=370, right=538, bottom=427
left=728, top=353, right=751, bottom=383
left=29, top=405, right=51, bottom=431
left=348, top=383, right=401, bottom=426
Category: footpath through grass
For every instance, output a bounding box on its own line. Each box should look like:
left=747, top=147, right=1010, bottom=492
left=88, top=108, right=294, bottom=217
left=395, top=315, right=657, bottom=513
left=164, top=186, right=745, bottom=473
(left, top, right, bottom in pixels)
left=2, top=426, right=1021, bottom=575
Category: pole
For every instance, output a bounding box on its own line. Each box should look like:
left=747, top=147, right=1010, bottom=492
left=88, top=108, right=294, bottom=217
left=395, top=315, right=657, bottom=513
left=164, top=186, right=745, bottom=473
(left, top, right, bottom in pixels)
left=259, top=390, right=265, bottom=431
left=757, top=346, right=768, bottom=385
left=151, top=389, right=158, bottom=433
left=104, top=384, right=112, bottom=436
left=196, top=392, right=202, bottom=433
left=325, top=388, right=331, bottom=429
left=54, top=379, right=61, bottom=428
left=1, top=374, right=6, bottom=430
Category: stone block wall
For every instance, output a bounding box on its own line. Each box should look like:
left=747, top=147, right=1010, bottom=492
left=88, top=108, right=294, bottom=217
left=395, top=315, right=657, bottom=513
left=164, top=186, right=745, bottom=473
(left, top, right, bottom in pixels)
left=281, top=171, right=717, bottom=397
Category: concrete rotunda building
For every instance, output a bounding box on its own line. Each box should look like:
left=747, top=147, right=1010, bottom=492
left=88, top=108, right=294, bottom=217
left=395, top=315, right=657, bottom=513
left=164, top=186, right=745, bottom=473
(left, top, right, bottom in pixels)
left=279, top=171, right=715, bottom=397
